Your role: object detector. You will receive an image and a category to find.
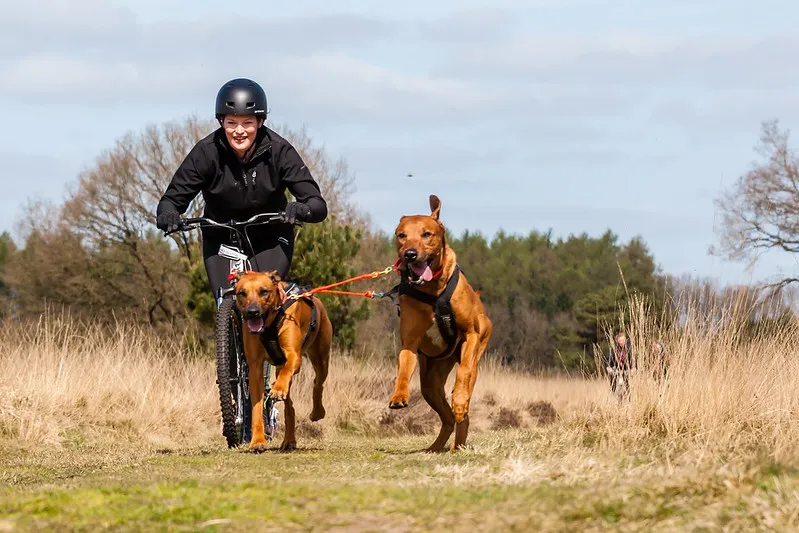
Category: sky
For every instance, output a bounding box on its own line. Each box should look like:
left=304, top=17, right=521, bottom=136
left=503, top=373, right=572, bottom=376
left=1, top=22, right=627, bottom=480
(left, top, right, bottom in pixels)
left=2, top=0, right=799, bottom=285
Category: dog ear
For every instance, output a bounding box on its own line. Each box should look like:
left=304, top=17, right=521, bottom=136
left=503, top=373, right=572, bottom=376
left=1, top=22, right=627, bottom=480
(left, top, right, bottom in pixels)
left=429, top=195, right=441, bottom=220
left=268, top=270, right=282, bottom=285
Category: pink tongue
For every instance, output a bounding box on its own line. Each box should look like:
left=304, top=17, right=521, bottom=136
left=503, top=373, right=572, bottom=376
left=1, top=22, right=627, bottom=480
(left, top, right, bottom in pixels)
left=246, top=318, right=264, bottom=333
left=410, top=263, right=433, bottom=282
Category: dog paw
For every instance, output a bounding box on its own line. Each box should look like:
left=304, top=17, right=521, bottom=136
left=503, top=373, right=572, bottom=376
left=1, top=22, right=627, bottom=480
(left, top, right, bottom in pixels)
left=279, top=441, right=297, bottom=452
left=249, top=440, right=268, bottom=454
left=452, top=402, right=469, bottom=423
left=309, top=406, right=326, bottom=422
left=269, top=386, right=288, bottom=402
left=388, top=392, right=409, bottom=410
left=425, top=444, right=448, bottom=453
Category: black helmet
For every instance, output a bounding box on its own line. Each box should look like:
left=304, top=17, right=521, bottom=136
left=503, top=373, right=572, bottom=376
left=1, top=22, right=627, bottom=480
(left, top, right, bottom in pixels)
left=215, top=78, right=267, bottom=121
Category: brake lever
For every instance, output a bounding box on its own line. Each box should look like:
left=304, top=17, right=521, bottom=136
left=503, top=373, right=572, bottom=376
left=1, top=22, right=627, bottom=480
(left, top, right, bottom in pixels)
left=163, top=221, right=193, bottom=236
left=265, top=214, right=298, bottom=226
left=269, top=213, right=303, bottom=227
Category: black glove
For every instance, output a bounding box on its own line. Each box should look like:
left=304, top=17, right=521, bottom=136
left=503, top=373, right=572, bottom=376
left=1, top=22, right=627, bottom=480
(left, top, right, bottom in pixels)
left=283, top=202, right=311, bottom=225
left=156, top=210, right=181, bottom=233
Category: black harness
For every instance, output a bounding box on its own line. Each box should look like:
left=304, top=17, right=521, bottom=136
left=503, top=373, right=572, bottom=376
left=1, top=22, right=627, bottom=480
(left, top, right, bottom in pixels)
left=259, top=282, right=318, bottom=366
left=392, top=265, right=462, bottom=359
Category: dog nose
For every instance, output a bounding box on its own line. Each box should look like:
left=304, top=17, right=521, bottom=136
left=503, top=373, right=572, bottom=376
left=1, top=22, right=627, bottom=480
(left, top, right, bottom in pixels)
left=244, top=305, right=261, bottom=319
left=404, top=249, right=418, bottom=261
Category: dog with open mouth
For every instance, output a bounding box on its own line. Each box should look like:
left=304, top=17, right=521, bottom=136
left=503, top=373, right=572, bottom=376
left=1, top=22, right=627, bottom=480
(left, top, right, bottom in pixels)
left=389, top=194, right=493, bottom=451
left=233, top=270, right=333, bottom=452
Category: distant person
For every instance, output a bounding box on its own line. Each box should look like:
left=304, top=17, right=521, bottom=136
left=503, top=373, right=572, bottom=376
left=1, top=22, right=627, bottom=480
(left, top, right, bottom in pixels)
left=266, top=401, right=279, bottom=442
left=607, top=332, right=634, bottom=398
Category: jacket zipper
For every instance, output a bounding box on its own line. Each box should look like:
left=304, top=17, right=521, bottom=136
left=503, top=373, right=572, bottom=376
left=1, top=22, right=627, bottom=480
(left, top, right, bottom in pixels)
left=244, top=168, right=253, bottom=196
left=242, top=143, right=271, bottom=202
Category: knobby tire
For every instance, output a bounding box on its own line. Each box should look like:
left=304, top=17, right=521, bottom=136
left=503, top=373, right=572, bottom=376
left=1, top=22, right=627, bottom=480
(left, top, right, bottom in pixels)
left=216, top=295, right=243, bottom=448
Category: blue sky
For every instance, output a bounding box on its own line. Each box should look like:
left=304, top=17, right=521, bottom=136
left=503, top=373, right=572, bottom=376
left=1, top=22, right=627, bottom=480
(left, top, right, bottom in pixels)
left=1, top=0, right=798, bottom=285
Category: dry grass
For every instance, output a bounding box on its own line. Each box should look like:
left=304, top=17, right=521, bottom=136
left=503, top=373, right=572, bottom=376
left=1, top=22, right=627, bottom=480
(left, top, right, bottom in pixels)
left=0, top=313, right=220, bottom=450
left=2, top=293, right=799, bottom=472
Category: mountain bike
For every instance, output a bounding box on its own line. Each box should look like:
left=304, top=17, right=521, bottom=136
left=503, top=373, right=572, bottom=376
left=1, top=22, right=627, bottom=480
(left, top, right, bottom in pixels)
left=168, top=211, right=298, bottom=447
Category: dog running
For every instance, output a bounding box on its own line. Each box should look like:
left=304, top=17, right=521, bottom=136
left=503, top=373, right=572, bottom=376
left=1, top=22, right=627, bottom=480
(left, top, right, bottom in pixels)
left=388, top=194, right=493, bottom=451
left=233, top=270, right=333, bottom=452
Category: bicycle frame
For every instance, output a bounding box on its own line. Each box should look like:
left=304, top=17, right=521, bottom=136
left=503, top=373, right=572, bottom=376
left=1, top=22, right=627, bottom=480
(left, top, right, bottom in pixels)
left=216, top=244, right=251, bottom=305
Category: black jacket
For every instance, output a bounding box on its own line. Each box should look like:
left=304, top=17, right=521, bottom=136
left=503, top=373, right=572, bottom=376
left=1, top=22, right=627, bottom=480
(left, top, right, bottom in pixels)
left=157, top=126, right=327, bottom=225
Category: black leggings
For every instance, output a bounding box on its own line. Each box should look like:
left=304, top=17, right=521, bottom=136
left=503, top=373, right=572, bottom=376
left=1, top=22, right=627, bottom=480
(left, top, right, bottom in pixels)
left=202, top=226, right=295, bottom=299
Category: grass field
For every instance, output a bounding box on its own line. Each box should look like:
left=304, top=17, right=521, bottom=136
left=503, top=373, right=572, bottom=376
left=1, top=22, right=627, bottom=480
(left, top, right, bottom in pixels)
left=4, top=432, right=798, bottom=532
left=3, top=306, right=799, bottom=532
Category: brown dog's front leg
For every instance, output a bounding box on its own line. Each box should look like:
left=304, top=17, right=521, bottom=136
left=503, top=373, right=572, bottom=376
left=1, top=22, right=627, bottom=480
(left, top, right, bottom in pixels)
left=390, top=314, right=426, bottom=409
left=247, top=355, right=268, bottom=453
left=269, top=347, right=301, bottom=402
left=280, top=386, right=297, bottom=451
left=451, top=332, right=481, bottom=424
left=389, top=347, right=418, bottom=409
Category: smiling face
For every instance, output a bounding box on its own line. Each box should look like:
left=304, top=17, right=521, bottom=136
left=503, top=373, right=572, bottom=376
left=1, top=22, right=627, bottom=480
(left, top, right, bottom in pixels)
left=222, top=115, right=263, bottom=157
left=234, top=271, right=282, bottom=334
left=394, top=195, right=446, bottom=285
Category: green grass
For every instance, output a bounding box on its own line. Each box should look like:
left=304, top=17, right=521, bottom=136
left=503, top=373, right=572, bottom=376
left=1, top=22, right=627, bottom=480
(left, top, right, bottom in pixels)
left=2, top=430, right=799, bottom=532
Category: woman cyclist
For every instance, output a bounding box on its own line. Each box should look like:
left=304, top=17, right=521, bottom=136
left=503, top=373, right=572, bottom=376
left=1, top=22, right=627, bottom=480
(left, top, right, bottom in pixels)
left=155, top=77, right=327, bottom=300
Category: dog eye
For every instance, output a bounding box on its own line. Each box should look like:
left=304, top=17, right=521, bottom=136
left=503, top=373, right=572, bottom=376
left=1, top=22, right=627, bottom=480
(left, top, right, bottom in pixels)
left=259, top=288, right=269, bottom=297
left=422, top=231, right=432, bottom=238
left=237, top=290, right=246, bottom=298
left=397, top=233, right=406, bottom=239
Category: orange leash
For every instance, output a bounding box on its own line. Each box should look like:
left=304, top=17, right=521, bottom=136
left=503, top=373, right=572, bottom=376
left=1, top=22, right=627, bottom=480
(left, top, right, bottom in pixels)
left=312, top=289, right=378, bottom=298
left=287, top=265, right=396, bottom=300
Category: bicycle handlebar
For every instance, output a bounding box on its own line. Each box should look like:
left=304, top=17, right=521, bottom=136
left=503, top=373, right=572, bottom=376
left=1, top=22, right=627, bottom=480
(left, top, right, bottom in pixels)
left=164, top=211, right=299, bottom=235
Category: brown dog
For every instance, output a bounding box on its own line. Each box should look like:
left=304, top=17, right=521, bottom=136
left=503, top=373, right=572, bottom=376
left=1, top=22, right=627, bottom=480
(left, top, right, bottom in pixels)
left=388, top=195, right=493, bottom=451
left=233, top=270, right=333, bottom=452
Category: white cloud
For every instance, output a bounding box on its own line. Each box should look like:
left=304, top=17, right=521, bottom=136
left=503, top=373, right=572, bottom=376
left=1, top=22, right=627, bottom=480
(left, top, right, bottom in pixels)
left=0, top=56, right=140, bottom=93
left=434, top=33, right=799, bottom=90
left=0, top=49, right=510, bottom=126
left=0, top=0, right=137, bottom=56
left=0, top=4, right=395, bottom=60
left=416, top=7, right=515, bottom=43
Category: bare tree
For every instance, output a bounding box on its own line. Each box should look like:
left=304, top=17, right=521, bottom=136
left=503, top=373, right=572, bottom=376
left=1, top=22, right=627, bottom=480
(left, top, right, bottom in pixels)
left=63, top=115, right=214, bottom=263
left=35, top=115, right=217, bottom=325
left=712, top=119, right=799, bottom=288
left=663, top=273, right=793, bottom=334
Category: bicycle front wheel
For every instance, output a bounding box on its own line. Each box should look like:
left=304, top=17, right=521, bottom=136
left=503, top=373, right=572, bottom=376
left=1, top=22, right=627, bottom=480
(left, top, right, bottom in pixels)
left=215, top=295, right=245, bottom=448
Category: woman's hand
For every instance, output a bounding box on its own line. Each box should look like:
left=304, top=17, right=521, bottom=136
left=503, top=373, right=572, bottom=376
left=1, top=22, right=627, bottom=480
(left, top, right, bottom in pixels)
left=156, top=210, right=181, bottom=233
left=283, top=202, right=311, bottom=225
